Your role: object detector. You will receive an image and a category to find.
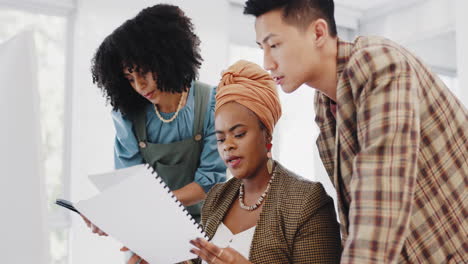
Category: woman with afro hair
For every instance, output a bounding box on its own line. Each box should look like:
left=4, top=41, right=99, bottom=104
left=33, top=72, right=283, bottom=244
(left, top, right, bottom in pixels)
left=85, top=4, right=226, bottom=260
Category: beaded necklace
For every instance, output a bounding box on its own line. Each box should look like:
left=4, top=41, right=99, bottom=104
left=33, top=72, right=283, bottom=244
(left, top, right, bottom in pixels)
left=238, top=167, right=275, bottom=211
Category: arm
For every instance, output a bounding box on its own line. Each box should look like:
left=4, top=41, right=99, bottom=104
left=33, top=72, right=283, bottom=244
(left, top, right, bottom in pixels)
left=176, top=87, right=226, bottom=206
left=341, top=47, right=420, bottom=263
left=112, top=110, right=145, bottom=169
left=173, top=182, right=206, bottom=207
left=292, top=185, right=341, bottom=263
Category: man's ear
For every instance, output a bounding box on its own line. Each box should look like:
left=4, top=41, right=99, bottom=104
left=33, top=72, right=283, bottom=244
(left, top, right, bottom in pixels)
left=309, top=18, right=329, bottom=47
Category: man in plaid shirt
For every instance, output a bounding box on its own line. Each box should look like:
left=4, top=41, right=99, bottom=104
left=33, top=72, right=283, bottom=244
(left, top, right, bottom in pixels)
left=244, top=0, right=467, bottom=263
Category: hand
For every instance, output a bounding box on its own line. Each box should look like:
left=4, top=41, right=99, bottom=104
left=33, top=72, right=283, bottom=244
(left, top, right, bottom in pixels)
left=120, top=247, right=148, bottom=264
left=190, top=238, right=252, bottom=264
left=80, top=214, right=108, bottom=236
left=172, top=182, right=206, bottom=207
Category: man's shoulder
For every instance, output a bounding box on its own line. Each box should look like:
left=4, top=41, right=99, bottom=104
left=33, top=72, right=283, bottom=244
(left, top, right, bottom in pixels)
left=342, top=35, right=417, bottom=79
left=352, top=35, right=402, bottom=50
left=348, top=36, right=409, bottom=62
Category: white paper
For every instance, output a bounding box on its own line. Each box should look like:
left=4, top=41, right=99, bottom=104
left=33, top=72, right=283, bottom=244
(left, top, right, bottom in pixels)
left=88, top=164, right=149, bottom=192
left=76, top=165, right=204, bottom=264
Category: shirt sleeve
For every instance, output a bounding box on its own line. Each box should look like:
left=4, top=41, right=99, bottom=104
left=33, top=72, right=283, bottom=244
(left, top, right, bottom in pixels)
left=112, top=110, right=144, bottom=169
left=193, top=86, right=227, bottom=193
left=341, top=46, right=420, bottom=263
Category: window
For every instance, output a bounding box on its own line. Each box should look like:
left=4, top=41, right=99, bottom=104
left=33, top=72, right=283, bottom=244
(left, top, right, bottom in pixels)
left=0, top=8, right=69, bottom=264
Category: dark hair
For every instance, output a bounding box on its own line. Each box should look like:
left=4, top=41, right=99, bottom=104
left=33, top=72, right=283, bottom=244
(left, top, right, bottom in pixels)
left=91, top=4, right=203, bottom=115
left=244, top=0, right=337, bottom=36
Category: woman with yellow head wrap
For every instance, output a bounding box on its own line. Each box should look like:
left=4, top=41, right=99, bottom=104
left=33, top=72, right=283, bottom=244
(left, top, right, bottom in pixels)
left=190, top=60, right=341, bottom=264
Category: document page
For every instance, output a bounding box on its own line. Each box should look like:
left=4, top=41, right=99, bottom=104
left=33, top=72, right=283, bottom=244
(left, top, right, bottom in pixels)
left=76, top=166, right=203, bottom=264
left=88, top=164, right=149, bottom=192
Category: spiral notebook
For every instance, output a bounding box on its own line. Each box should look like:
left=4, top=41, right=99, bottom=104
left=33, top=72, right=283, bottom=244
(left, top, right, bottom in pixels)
left=75, top=164, right=205, bottom=264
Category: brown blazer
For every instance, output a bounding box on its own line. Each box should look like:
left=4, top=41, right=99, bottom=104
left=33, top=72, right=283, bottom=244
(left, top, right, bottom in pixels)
left=314, top=36, right=468, bottom=263
left=198, top=162, right=341, bottom=263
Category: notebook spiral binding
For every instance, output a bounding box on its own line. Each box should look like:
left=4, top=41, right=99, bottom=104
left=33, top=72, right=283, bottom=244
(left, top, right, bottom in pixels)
left=145, top=164, right=208, bottom=239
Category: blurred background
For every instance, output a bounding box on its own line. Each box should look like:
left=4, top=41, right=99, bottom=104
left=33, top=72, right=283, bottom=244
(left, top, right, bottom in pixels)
left=0, top=0, right=466, bottom=263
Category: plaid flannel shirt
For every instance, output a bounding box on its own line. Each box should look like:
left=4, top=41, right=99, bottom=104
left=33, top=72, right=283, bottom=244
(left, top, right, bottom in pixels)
left=314, top=36, right=468, bottom=263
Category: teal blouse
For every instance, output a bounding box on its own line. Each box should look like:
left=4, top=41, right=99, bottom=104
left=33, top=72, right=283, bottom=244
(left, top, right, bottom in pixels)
left=112, top=83, right=226, bottom=192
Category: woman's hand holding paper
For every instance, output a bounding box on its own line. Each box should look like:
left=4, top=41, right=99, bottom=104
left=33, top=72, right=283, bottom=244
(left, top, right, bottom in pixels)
left=190, top=238, right=252, bottom=264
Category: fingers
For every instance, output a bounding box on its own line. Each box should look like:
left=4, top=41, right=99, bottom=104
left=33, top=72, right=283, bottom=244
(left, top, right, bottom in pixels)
left=91, top=224, right=99, bottom=233
left=190, top=238, right=229, bottom=263
left=190, top=238, right=251, bottom=264
left=96, top=226, right=108, bottom=236
left=199, top=238, right=224, bottom=258
left=127, top=253, right=142, bottom=264
left=196, top=238, right=223, bottom=259
left=81, top=214, right=108, bottom=236
left=191, top=248, right=217, bottom=263
left=80, top=214, right=91, bottom=227
left=120, top=246, right=129, bottom=252
left=190, top=239, right=217, bottom=263
left=91, top=223, right=108, bottom=236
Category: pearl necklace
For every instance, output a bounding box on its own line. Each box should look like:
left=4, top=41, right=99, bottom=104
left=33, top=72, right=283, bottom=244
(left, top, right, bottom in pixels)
left=238, top=168, right=275, bottom=211
left=153, top=92, right=186, bottom=123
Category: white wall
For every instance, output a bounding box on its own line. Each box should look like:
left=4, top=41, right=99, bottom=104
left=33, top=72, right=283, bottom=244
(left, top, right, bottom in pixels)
left=455, top=0, right=468, bottom=104
left=359, top=0, right=456, bottom=73
left=69, top=1, right=229, bottom=263
left=359, top=0, right=467, bottom=104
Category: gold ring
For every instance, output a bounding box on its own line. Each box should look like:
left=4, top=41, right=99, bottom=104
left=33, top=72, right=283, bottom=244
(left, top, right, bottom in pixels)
left=217, top=249, right=224, bottom=258
left=211, top=256, right=217, bottom=264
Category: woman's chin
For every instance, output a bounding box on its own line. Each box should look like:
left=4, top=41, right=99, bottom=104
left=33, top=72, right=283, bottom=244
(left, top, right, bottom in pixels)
left=230, top=171, right=246, bottom=180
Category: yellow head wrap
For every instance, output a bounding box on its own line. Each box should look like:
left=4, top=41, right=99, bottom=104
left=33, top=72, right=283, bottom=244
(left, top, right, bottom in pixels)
left=216, top=60, right=282, bottom=136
